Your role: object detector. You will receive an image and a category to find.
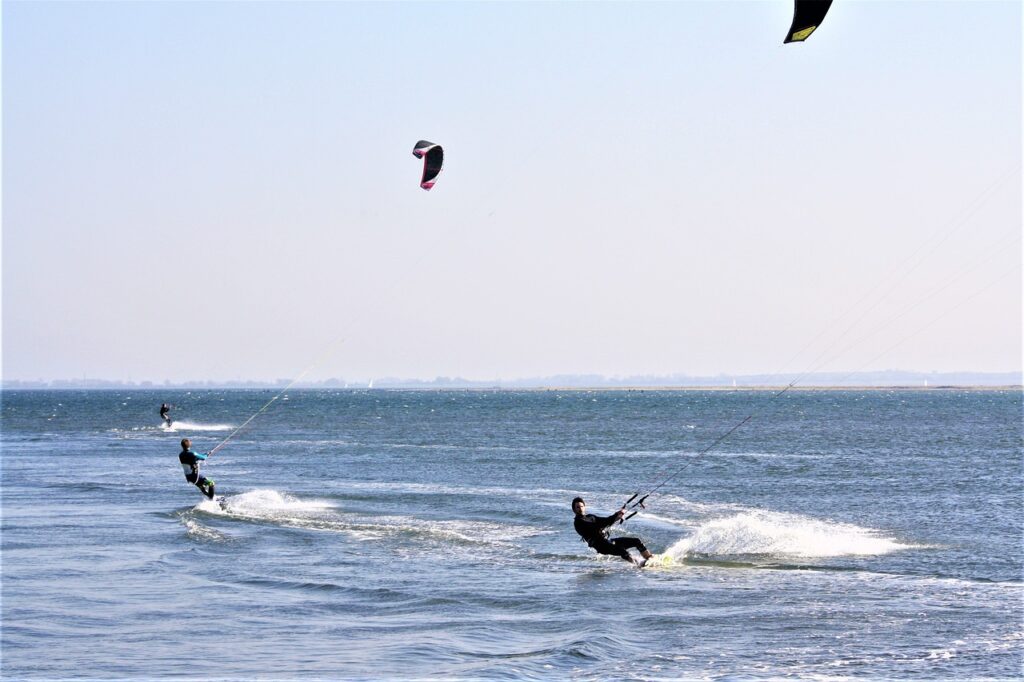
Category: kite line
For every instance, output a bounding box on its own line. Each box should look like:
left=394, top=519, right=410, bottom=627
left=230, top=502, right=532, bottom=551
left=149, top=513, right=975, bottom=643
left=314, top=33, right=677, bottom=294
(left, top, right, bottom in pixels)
left=618, top=165, right=1021, bottom=523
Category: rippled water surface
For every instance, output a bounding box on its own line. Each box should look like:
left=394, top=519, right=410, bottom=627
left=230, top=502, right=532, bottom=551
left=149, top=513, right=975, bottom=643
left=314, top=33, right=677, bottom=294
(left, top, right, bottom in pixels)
left=2, top=389, right=1021, bottom=679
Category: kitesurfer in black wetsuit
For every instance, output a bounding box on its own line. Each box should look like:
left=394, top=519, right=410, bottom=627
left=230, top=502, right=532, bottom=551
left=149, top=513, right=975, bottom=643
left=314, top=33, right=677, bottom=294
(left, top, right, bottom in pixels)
left=160, top=403, right=172, bottom=427
left=178, top=438, right=215, bottom=499
left=572, top=496, right=654, bottom=567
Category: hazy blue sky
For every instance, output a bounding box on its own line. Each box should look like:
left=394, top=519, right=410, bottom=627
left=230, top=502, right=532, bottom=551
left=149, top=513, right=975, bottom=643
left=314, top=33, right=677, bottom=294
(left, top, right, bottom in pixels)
left=3, top=1, right=1021, bottom=383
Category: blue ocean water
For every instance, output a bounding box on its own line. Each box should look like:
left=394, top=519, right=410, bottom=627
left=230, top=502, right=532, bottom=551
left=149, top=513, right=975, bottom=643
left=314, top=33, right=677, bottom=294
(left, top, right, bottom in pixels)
left=2, top=388, right=1021, bottom=679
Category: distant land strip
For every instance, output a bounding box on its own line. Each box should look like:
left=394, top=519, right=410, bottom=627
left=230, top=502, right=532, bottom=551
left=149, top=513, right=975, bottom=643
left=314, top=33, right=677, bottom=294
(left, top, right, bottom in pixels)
left=3, top=371, right=1021, bottom=390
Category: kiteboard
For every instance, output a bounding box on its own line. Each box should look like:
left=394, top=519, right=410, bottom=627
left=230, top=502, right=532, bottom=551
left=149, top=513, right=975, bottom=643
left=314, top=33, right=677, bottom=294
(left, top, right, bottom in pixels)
left=643, top=553, right=675, bottom=569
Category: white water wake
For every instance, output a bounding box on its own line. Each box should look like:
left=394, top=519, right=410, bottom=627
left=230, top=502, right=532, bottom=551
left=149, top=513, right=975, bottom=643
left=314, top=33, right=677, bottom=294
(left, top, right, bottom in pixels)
left=664, top=510, right=912, bottom=560
left=191, top=489, right=549, bottom=548
left=196, top=489, right=333, bottom=516
left=162, top=420, right=233, bottom=432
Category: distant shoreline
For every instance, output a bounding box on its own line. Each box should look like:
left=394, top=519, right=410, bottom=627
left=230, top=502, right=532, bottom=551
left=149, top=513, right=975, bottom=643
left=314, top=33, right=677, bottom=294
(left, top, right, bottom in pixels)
left=1, top=385, right=1021, bottom=392
left=537, top=385, right=1024, bottom=392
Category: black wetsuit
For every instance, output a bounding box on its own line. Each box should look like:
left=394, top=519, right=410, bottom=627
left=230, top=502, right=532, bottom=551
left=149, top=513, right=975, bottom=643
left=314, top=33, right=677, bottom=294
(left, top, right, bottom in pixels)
left=160, top=404, right=171, bottom=426
left=179, top=448, right=215, bottom=499
left=574, top=511, right=649, bottom=564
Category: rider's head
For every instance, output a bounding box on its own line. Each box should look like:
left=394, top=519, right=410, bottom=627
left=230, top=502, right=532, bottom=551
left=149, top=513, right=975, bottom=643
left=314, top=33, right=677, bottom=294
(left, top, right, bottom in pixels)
left=571, top=497, right=585, bottom=515
left=181, top=438, right=191, bottom=450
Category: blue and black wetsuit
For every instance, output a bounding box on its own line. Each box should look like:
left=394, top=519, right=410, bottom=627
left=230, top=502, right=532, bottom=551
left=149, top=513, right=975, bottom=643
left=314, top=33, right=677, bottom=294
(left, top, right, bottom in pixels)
left=574, top=511, right=649, bottom=565
left=179, top=448, right=215, bottom=499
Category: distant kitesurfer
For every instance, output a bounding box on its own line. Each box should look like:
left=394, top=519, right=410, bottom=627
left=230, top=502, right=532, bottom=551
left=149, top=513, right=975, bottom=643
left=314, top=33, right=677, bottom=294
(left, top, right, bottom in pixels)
left=178, top=438, right=215, bottom=499
left=572, top=497, right=653, bottom=567
left=160, top=403, right=172, bottom=427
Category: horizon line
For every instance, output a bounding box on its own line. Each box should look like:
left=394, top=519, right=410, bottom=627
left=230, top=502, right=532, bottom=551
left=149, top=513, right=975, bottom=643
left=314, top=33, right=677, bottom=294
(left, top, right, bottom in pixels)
left=3, top=369, right=1021, bottom=391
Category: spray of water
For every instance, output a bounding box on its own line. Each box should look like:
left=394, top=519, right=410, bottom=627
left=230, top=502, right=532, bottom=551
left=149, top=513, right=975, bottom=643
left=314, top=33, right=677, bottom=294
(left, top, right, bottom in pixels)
left=196, top=489, right=332, bottom=516
left=162, top=420, right=233, bottom=433
left=664, top=510, right=911, bottom=559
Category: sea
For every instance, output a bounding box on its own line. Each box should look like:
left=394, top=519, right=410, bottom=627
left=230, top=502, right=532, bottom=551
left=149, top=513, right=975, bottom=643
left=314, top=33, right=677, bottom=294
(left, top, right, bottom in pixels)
left=2, top=388, right=1021, bottom=679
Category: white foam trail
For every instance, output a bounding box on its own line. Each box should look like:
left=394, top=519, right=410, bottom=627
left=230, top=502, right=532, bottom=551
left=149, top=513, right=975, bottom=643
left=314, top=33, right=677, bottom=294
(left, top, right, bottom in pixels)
left=181, top=517, right=226, bottom=541
left=162, top=420, right=233, bottom=432
left=191, top=490, right=550, bottom=549
left=197, top=489, right=334, bottom=516
left=636, top=512, right=693, bottom=529
left=665, top=510, right=911, bottom=559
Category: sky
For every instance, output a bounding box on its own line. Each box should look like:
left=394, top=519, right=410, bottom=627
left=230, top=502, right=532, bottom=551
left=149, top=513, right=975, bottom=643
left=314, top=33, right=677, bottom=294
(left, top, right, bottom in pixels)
left=3, top=1, right=1021, bottom=384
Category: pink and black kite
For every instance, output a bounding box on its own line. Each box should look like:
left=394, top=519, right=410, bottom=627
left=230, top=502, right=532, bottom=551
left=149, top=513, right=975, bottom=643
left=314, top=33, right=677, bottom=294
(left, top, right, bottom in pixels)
left=412, top=140, right=444, bottom=191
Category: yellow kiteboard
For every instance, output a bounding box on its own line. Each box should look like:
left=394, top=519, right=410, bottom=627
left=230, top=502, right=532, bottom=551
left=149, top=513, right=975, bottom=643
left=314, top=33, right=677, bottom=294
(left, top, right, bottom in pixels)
left=643, top=553, right=676, bottom=569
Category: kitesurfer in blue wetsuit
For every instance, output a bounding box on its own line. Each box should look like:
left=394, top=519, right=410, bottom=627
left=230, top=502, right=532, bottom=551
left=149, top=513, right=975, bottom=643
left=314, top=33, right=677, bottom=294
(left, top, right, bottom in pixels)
left=178, top=438, right=215, bottom=499
left=572, top=497, right=653, bottom=567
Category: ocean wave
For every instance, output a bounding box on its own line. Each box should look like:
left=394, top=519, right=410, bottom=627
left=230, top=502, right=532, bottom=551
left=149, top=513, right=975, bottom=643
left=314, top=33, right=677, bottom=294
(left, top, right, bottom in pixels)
left=821, top=629, right=1024, bottom=671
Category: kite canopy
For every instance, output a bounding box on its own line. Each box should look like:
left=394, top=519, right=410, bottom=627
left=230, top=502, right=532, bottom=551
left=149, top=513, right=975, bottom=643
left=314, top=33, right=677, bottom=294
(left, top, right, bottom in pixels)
left=784, top=0, right=833, bottom=43
left=412, top=140, right=444, bottom=190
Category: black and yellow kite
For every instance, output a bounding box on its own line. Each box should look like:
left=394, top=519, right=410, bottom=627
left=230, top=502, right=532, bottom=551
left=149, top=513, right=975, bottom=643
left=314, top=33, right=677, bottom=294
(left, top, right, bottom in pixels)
left=784, top=0, right=833, bottom=43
